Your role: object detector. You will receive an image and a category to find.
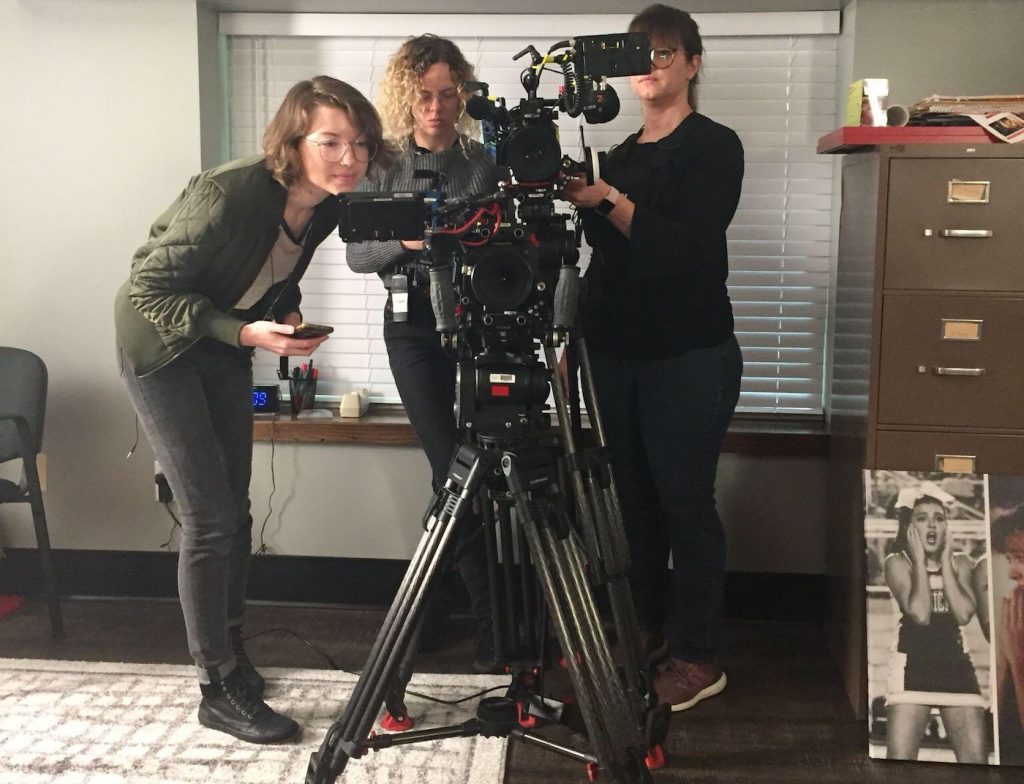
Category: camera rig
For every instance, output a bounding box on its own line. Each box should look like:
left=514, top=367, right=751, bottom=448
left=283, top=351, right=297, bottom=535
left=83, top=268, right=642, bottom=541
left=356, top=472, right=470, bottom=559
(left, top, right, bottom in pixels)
left=335, top=33, right=651, bottom=442
left=309, top=33, right=669, bottom=784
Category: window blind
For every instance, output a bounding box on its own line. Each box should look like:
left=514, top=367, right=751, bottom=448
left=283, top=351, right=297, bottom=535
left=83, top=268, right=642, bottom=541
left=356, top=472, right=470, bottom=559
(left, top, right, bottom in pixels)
left=225, top=13, right=837, bottom=415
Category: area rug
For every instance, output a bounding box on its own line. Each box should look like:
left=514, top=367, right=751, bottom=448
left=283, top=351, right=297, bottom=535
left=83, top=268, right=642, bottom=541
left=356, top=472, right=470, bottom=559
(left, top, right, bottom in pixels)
left=0, top=658, right=508, bottom=784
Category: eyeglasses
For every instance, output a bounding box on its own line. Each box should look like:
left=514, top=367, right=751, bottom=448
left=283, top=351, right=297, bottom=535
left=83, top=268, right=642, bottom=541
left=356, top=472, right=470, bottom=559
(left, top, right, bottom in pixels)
left=415, top=88, right=460, bottom=107
left=302, top=136, right=375, bottom=163
left=650, top=48, right=679, bottom=69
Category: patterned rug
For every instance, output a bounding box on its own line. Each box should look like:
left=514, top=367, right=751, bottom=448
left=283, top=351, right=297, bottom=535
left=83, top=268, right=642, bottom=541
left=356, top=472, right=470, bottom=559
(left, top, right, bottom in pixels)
left=0, top=658, right=508, bottom=784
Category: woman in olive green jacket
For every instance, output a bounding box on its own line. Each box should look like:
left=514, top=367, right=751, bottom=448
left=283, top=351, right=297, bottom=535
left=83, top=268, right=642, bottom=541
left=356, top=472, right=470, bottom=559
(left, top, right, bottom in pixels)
left=115, top=76, right=387, bottom=745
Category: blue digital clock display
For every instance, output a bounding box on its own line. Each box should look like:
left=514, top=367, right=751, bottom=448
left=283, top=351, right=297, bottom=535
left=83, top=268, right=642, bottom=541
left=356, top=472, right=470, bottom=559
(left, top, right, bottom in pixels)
left=252, top=384, right=280, bottom=413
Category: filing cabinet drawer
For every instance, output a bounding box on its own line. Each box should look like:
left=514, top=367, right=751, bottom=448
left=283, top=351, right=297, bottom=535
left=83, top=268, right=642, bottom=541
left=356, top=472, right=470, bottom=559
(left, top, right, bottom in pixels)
left=884, top=158, right=1024, bottom=291
left=874, top=429, right=1024, bottom=474
left=876, top=294, right=1024, bottom=429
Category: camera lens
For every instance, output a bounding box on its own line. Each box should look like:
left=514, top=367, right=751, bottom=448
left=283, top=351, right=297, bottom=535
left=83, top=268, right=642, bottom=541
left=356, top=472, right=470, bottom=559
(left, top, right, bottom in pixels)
left=504, top=125, right=562, bottom=182
left=470, top=247, right=534, bottom=311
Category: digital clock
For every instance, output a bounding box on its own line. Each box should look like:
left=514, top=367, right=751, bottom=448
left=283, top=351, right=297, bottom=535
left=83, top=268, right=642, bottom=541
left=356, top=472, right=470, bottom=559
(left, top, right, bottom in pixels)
left=252, top=384, right=280, bottom=414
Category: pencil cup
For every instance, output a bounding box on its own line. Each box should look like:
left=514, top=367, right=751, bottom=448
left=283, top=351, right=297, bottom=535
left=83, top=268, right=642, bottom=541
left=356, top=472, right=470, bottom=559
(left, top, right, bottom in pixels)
left=288, top=378, right=318, bottom=416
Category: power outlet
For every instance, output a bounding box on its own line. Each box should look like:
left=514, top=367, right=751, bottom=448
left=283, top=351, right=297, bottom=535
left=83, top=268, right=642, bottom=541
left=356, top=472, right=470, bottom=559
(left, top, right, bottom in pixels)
left=154, top=461, right=173, bottom=504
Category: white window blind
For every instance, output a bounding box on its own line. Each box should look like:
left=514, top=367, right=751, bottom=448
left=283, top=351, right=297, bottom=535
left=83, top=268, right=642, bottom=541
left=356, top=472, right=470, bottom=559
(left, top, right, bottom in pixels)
left=224, top=13, right=837, bottom=415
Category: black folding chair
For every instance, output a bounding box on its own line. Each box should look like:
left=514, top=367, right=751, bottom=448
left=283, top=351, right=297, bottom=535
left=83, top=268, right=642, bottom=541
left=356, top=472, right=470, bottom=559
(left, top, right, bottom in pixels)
left=0, top=346, right=63, bottom=637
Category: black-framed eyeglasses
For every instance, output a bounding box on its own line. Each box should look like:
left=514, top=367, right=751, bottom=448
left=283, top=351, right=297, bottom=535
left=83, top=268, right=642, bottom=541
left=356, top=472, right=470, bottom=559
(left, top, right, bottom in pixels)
left=650, top=48, right=679, bottom=69
left=302, top=136, right=375, bottom=164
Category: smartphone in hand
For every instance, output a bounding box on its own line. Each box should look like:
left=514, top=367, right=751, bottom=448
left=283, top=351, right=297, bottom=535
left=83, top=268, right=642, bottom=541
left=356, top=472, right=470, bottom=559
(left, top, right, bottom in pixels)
left=291, top=322, right=334, bottom=339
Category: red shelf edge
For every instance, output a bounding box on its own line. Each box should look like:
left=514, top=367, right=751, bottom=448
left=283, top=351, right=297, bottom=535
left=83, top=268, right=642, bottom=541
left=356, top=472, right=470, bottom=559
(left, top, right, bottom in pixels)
left=817, top=125, right=994, bottom=154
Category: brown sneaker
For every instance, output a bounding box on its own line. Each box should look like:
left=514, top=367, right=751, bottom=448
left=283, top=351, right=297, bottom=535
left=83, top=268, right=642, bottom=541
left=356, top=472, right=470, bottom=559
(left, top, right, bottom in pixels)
left=654, top=657, right=726, bottom=712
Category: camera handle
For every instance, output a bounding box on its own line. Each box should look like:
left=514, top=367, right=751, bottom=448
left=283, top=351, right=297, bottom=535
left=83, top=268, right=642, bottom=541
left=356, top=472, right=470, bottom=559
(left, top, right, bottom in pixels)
left=428, top=264, right=458, bottom=332
left=513, top=45, right=544, bottom=98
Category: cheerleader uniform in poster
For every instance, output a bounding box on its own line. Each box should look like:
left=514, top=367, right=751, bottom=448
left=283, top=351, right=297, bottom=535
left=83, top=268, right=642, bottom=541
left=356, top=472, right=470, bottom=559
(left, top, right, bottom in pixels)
left=882, top=484, right=987, bottom=762
left=886, top=558, right=985, bottom=707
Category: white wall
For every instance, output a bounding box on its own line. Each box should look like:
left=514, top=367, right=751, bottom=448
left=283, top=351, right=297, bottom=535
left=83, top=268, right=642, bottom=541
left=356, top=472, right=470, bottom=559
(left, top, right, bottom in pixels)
left=0, top=0, right=202, bottom=551
left=0, top=0, right=831, bottom=575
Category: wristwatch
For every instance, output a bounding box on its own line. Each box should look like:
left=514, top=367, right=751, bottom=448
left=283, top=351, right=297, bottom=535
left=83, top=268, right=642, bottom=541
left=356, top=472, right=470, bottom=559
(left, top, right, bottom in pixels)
left=595, top=186, right=620, bottom=217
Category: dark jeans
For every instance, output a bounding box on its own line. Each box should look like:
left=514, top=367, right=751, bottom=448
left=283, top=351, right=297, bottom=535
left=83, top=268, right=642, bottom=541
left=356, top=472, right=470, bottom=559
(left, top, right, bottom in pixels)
left=120, top=339, right=254, bottom=683
left=588, top=335, right=742, bottom=662
left=384, top=294, right=490, bottom=623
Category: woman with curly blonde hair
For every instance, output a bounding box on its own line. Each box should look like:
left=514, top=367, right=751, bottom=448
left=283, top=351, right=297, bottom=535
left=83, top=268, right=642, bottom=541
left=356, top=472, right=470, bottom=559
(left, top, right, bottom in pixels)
left=376, top=34, right=480, bottom=149
left=347, top=35, right=499, bottom=671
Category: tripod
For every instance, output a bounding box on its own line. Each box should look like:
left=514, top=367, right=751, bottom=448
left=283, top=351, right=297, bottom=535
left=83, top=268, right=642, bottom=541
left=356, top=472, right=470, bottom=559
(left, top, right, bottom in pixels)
left=306, top=337, right=668, bottom=784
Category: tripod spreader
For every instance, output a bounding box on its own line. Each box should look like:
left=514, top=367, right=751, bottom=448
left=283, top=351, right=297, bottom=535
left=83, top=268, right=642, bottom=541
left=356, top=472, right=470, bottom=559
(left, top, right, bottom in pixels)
left=361, top=696, right=600, bottom=766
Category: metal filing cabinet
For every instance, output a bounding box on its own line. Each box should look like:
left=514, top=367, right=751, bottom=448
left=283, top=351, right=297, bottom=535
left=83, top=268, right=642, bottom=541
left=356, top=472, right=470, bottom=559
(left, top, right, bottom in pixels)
left=866, top=148, right=1024, bottom=472
left=825, top=143, right=1024, bottom=716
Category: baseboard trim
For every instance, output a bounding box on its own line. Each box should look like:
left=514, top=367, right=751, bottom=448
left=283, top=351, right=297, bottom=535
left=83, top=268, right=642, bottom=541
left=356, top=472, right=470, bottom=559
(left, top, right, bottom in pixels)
left=0, top=549, right=825, bottom=622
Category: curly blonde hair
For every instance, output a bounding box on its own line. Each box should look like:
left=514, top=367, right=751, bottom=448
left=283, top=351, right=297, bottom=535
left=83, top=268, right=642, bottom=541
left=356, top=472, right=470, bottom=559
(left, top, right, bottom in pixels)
left=377, top=35, right=480, bottom=150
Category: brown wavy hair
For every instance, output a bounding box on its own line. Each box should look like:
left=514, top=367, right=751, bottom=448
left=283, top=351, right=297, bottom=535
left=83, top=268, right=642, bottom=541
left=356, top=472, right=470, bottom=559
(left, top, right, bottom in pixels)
left=263, top=75, right=391, bottom=188
left=377, top=35, right=480, bottom=150
left=629, top=4, right=704, bottom=110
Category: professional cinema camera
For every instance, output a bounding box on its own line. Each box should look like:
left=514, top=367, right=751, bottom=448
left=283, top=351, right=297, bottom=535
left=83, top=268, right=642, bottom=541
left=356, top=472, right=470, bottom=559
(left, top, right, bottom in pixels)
left=309, top=32, right=670, bottom=784
left=336, top=32, right=649, bottom=440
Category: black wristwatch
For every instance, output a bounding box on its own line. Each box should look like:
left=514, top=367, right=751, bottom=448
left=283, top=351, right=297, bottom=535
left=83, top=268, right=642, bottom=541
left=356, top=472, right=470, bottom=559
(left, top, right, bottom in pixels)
left=595, top=186, right=620, bottom=217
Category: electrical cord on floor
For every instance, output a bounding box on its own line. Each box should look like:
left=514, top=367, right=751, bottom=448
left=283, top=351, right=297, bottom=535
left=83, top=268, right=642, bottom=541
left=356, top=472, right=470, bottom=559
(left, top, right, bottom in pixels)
left=243, top=626, right=508, bottom=706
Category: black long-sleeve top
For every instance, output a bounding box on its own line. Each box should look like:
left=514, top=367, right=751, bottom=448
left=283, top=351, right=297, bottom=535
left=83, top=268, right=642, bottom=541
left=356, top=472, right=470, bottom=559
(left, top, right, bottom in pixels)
left=580, top=112, right=744, bottom=359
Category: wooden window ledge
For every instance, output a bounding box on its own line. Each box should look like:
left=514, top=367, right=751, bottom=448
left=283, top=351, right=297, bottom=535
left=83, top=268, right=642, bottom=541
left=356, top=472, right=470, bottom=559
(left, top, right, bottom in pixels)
left=254, top=405, right=828, bottom=458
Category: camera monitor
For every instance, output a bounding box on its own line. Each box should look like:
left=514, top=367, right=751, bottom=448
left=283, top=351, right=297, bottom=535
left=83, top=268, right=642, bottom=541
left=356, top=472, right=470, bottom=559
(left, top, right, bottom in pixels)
left=337, top=192, right=429, bottom=243
left=572, top=32, right=652, bottom=79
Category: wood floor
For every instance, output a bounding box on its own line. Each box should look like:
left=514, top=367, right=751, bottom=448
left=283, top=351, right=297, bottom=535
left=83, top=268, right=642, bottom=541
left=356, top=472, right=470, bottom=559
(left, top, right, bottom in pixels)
left=0, top=597, right=1020, bottom=783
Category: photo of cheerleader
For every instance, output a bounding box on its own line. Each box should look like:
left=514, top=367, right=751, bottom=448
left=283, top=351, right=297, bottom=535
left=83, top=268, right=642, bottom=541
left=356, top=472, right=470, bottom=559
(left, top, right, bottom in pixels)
left=865, top=471, right=992, bottom=764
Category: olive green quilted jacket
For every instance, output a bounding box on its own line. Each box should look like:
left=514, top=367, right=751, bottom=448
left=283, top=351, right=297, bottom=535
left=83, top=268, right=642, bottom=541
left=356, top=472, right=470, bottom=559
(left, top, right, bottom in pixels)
left=115, top=156, right=339, bottom=377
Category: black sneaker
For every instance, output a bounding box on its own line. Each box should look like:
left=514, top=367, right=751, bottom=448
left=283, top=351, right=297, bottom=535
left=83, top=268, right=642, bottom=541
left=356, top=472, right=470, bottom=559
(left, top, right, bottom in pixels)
left=198, top=668, right=299, bottom=744
left=229, top=625, right=266, bottom=699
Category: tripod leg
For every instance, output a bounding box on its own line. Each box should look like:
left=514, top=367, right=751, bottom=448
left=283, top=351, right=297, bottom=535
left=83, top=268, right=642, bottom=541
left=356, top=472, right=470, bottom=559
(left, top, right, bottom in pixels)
left=502, top=454, right=651, bottom=784
left=574, top=337, right=653, bottom=678
left=575, top=337, right=633, bottom=573
left=545, top=345, right=649, bottom=716
left=307, top=445, right=494, bottom=784
left=537, top=504, right=636, bottom=732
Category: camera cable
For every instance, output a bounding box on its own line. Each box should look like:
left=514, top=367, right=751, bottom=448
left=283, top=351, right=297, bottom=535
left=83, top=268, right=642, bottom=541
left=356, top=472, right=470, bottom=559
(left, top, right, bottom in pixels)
left=242, top=626, right=508, bottom=706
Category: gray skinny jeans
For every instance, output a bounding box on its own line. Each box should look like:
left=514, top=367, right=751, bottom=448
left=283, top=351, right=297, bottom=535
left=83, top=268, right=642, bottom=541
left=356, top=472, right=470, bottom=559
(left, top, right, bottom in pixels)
left=121, top=339, right=254, bottom=684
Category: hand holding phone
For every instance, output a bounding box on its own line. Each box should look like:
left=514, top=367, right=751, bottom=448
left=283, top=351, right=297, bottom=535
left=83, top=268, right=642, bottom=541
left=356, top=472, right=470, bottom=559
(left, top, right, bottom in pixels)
left=291, top=322, right=334, bottom=339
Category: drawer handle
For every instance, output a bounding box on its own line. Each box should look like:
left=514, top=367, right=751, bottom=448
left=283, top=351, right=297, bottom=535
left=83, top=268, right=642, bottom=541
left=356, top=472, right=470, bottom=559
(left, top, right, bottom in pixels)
left=933, top=366, right=985, bottom=376
left=935, top=454, right=976, bottom=473
left=938, top=229, right=993, bottom=238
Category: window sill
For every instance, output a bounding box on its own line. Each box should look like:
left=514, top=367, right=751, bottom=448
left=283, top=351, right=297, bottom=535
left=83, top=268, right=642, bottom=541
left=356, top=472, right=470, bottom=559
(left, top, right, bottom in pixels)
left=253, top=405, right=828, bottom=458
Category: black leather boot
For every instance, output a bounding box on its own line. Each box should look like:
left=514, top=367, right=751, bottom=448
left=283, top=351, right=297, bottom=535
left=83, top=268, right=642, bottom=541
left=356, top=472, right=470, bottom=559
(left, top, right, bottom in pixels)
left=229, top=625, right=266, bottom=699
left=198, top=668, right=299, bottom=744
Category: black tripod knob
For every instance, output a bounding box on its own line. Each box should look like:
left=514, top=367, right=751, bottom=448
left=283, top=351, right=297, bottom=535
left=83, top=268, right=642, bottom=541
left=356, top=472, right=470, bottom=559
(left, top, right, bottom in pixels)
left=476, top=696, right=518, bottom=737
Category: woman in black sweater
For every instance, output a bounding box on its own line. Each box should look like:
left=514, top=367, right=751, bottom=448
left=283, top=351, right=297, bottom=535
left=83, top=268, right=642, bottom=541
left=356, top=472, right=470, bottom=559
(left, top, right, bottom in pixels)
left=565, top=4, right=744, bottom=712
